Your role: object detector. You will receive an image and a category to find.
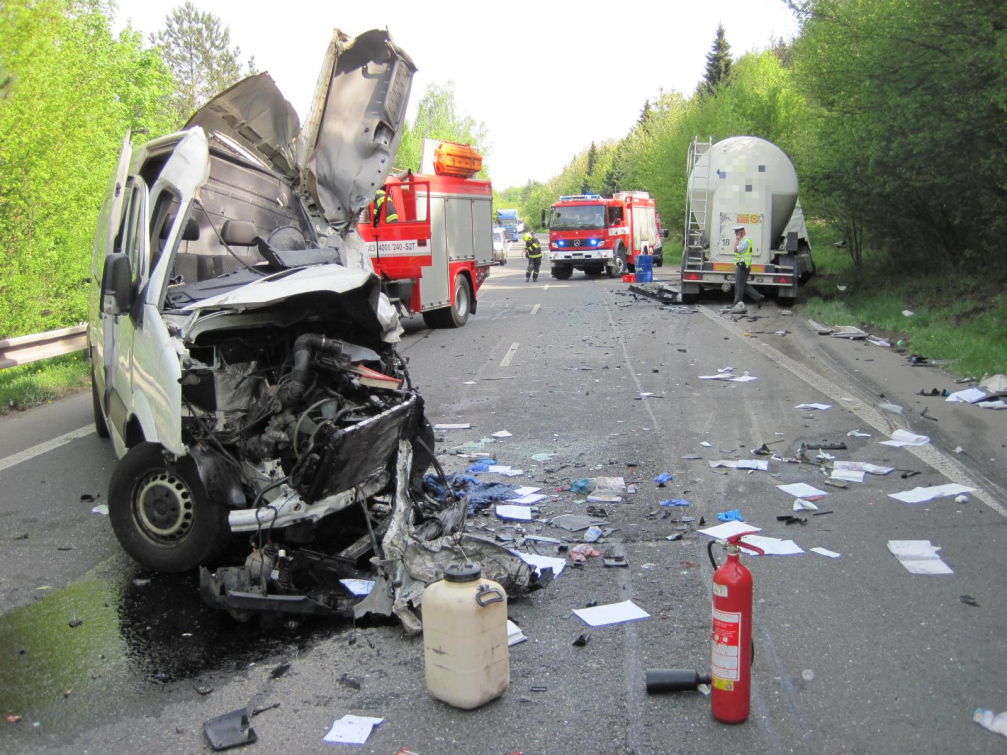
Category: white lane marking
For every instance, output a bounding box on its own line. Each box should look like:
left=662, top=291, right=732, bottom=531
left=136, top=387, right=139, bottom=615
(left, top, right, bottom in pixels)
left=700, top=306, right=1007, bottom=519
left=0, top=425, right=95, bottom=473
left=500, top=342, right=520, bottom=368
left=531, top=304, right=541, bottom=315
left=543, top=285, right=550, bottom=290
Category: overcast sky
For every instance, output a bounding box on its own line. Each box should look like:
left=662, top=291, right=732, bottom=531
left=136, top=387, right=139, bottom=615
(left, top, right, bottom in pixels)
left=112, top=0, right=800, bottom=189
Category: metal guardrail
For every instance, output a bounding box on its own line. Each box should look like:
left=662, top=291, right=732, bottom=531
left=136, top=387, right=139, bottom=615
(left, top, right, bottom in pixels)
left=0, top=325, right=87, bottom=370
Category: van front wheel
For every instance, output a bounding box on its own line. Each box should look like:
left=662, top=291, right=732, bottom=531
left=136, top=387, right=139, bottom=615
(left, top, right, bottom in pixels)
left=109, top=443, right=229, bottom=573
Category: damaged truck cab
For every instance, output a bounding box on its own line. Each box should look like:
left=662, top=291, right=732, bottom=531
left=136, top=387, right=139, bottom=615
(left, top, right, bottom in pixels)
left=88, top=29, right=431, bottom=579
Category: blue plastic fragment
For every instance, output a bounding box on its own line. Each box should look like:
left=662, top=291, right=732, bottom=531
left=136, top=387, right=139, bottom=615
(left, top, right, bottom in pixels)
left=659, top=499, right=690, bottom=507
left=422, top=473, right=520, bottom=514
left=466, top=463, right=491, bottom=473
left=571, top=478, right=594, bottom=494
left=716, top=509, right=744, bottom=522
left=654, top=473, right=673, bottom=485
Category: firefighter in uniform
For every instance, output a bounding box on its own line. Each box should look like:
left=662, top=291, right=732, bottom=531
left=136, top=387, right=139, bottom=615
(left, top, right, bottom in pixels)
left=524, top=233, right=542, bottom=282
left=727, top=225, right=764, bottom=312
left=375, top=186, right=398, bottom=223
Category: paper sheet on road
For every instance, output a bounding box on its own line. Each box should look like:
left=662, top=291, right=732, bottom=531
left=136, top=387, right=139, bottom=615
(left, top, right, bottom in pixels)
left=794, top=499, right=819, bottom=511
left=795, top=403, right=831, bottom=410
left=739, top=535, right=805, bottom=556
left=572, top=600, right=650, bottom=627
left=434, top=423, right=471, bottom=430
left=508, top=493, right=548, bottom=504
left=491, top=430, right=513, bottom=438
left=710, top=459, right=769, bottom=471
left=831, top=468, right=865, bottom=483
left=323, top=715, right=384, bottom=745
left=887, top=540, right=953, bottom=574
left=495, top=505, right=533, bottom=521
left=513, top=551, right=566, bottom=578
left=513, top=486, right=542, bottom=496
left=488, top=465, right=524, bottom=477
left=834, top=461, right=894, bottom=475
left=889, top=483, right=976, bottom=504
left=699, top=374, right=758, bottom=382
left=699, top=521, right=762, bottom=540
left=946, top=387, right=989, bottom=403
left=811, top=547, right=841, bottom=558
left=880, top=429, right=930, bottom=447
left=777, top=482, right=829, bottom=499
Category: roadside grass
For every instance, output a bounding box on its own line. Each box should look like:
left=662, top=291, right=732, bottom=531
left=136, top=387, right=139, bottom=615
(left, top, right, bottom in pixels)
left=0, top=353, right=91, bottom=414
left=801, top=220, right=1007, bottom=378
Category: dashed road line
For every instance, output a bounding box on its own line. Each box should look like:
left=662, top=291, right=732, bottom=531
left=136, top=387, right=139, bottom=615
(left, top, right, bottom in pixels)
left=500, top=342, right=520, bottom=368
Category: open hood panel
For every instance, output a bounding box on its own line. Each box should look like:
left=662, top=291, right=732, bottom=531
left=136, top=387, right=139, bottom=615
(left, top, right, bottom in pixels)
left=301, top=29, right=417, bottom=226
left=182, top=264, right=376, bottom=311
left=185, top=73, right=301, bottom=177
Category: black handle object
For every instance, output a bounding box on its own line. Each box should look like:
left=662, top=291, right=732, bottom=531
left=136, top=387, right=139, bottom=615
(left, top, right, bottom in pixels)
left=645, top=669, right=713, bottom=694
left=475, top=585, right=505, bottom=607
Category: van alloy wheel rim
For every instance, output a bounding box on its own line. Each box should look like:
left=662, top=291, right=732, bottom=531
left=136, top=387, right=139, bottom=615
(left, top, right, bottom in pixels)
left=135, top=471, right=194, bottom=542
left=456, top=283, right=469, bottom=317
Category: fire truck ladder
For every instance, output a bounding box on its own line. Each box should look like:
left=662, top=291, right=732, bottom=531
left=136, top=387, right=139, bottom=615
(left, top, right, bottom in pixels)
left=683, top=137, right=713, bottom=272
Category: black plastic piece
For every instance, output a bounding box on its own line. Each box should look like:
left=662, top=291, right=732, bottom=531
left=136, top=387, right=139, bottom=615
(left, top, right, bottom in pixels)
left=645, top=669, right=713, bottom=694
left=204, top=708, right=257, bottom=750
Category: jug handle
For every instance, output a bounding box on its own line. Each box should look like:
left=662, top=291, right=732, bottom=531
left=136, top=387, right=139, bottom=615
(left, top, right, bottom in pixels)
left=475, top=585, right=505, bottom=607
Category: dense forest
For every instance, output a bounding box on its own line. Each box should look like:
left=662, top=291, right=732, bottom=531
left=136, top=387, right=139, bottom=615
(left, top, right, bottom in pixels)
left=0, top=0, right=1004, bottom=338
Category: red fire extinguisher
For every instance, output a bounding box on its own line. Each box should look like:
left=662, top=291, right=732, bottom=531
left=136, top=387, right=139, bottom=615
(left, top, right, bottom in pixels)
left=709, top=531, right=763, bottom=724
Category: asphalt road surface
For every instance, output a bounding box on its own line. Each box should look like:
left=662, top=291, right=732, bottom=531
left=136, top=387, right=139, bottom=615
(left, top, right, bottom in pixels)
left=1, top=254, right=1005, bottom=754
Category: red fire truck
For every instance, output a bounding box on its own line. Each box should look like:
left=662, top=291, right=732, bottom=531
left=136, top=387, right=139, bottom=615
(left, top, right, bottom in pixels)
left=359, top=141, right=493, bottom=328
left=542, top=191, right=668, bottom=280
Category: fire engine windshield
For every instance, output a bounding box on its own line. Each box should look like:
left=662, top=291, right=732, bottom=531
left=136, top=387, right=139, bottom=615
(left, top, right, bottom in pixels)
left=550, top=205, right=606, bottom=230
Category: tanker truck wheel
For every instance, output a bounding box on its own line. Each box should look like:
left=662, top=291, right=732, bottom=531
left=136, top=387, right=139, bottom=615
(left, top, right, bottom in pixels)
left=551, top=266, right=573, bottom=280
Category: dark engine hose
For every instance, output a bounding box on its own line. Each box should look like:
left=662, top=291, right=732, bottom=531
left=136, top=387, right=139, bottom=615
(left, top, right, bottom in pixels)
left=283, top=334, right=344, bottom=406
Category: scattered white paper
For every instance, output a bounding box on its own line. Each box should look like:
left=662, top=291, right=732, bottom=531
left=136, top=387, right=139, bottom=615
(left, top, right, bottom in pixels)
left=794, top=498, right=819, bottom=511
left=699, top=374, right=757, bottom=382
left=699, top=521, right=762, bottom=540
left=816, top=451, right=836, bottom=461
left=831, top=468, right=865, bottom=483
left=732, top=374, right=758, bottom=382
left=795, top=403, right=831, bottom=411
left=587, top=494, right=623, bottom=503
left=507, top=620, right=527, bottom=646
left=339, top=579, right=375, bottom=596
left=946, top=387, right=988, bottom=404
left=513, top=486, right=542, bottom=497
left=323, top=715, right=384, bottom=745
left=701, top=441, right=712, bottom=447
left=777, top=482, right=829, bottom=499
left=880, top=429, right=929, bottom=447
left=979, top=400, right=1007, bottom=410
left=488, top=465, right=524, bottom=477
left=513, top=551, right=566, bottom=578
left=508, top=493, right=548, bottom=505
left=878, top=402, right=904, bottom=415
left=434, top=423, right=471, bottom=430
left=572, top=600, right=650, bottom=627
left=848, top=429, right=872, bottom=437
left=811, top=547, right=841, bottom=558
left=495, top=505, right=533, bottom=521
left=834, top=460, right=894, bottom=476
left=491, top=430, right=513, bottom=438
left=718, top=367, right=735, bottom=373
left=91, top=504, right=109, bottom=515
left=889, top=483, right=976, bottom=504
left=902, top=309, right=914, bottom=317
left=463, top=381, right=477, bottom=385
left=709, top=459, right=769, bottom=471
left=888, top=540, right=953, bottom=574
left=739, top=535, right=805, bottom=556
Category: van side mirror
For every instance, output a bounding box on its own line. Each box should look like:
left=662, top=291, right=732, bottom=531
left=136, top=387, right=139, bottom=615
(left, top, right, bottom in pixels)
left=221, top=220, right=258, bottom=246
left=101, top=253, right=133, bottom=316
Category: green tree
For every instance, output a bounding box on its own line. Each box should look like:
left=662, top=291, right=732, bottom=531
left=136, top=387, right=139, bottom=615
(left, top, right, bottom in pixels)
left=788, top=0, right=1007, bottom=269
left=0, top=0, right=175, bottom=336
left=150, top=1, right=251, bottom=125
left=582, top=141, right=598, bottom=193
left=397, top=82, right=490, bottom=176
left=701, top=24, right=733, bottom=96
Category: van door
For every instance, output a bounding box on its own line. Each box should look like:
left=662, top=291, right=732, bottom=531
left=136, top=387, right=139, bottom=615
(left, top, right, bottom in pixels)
left=91, top=132, right=132, bottom=402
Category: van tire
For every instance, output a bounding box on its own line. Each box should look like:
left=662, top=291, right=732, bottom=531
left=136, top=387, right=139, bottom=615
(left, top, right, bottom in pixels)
left=91, top=372, right=109, bottom=439
left=109, top=442, right=229, bottom=573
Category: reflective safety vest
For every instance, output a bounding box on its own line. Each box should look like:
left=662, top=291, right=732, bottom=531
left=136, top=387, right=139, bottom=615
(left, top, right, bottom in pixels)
left=375, top=188, right=398, bottom=223
left=735, top=236, right=753, bottom=267
left=525, top=239, right=542, bottom=258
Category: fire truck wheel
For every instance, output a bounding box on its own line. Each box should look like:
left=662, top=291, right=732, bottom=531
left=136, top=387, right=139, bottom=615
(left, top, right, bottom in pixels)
left=551, top=266, right=573, bottom=280
left=607, top=247, right=627, bottom=278
left=654, top=252, right=664, bottom=267
left=423, top=275, right=471, bottom=328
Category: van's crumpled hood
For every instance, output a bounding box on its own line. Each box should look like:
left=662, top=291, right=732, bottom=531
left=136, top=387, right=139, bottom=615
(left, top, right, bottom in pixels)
left=185, top=28, right=416, bottom=227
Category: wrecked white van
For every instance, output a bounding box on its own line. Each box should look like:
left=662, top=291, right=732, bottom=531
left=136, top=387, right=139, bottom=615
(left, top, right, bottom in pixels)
left=87, top=29, right=432, bottom=578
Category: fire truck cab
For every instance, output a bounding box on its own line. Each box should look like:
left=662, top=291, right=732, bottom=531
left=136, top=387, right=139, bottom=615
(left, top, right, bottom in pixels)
left=359, top=141, right=493, bottom=328
left=543, top=191, right=667, bottom=280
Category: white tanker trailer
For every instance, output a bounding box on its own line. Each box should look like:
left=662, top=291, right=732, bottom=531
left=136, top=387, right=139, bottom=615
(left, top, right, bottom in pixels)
left=679, top=136, right=815, bottom=305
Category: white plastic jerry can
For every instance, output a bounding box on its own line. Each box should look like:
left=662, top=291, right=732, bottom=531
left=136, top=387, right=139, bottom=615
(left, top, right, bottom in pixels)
left=422, top=562, right=509, bottom=709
